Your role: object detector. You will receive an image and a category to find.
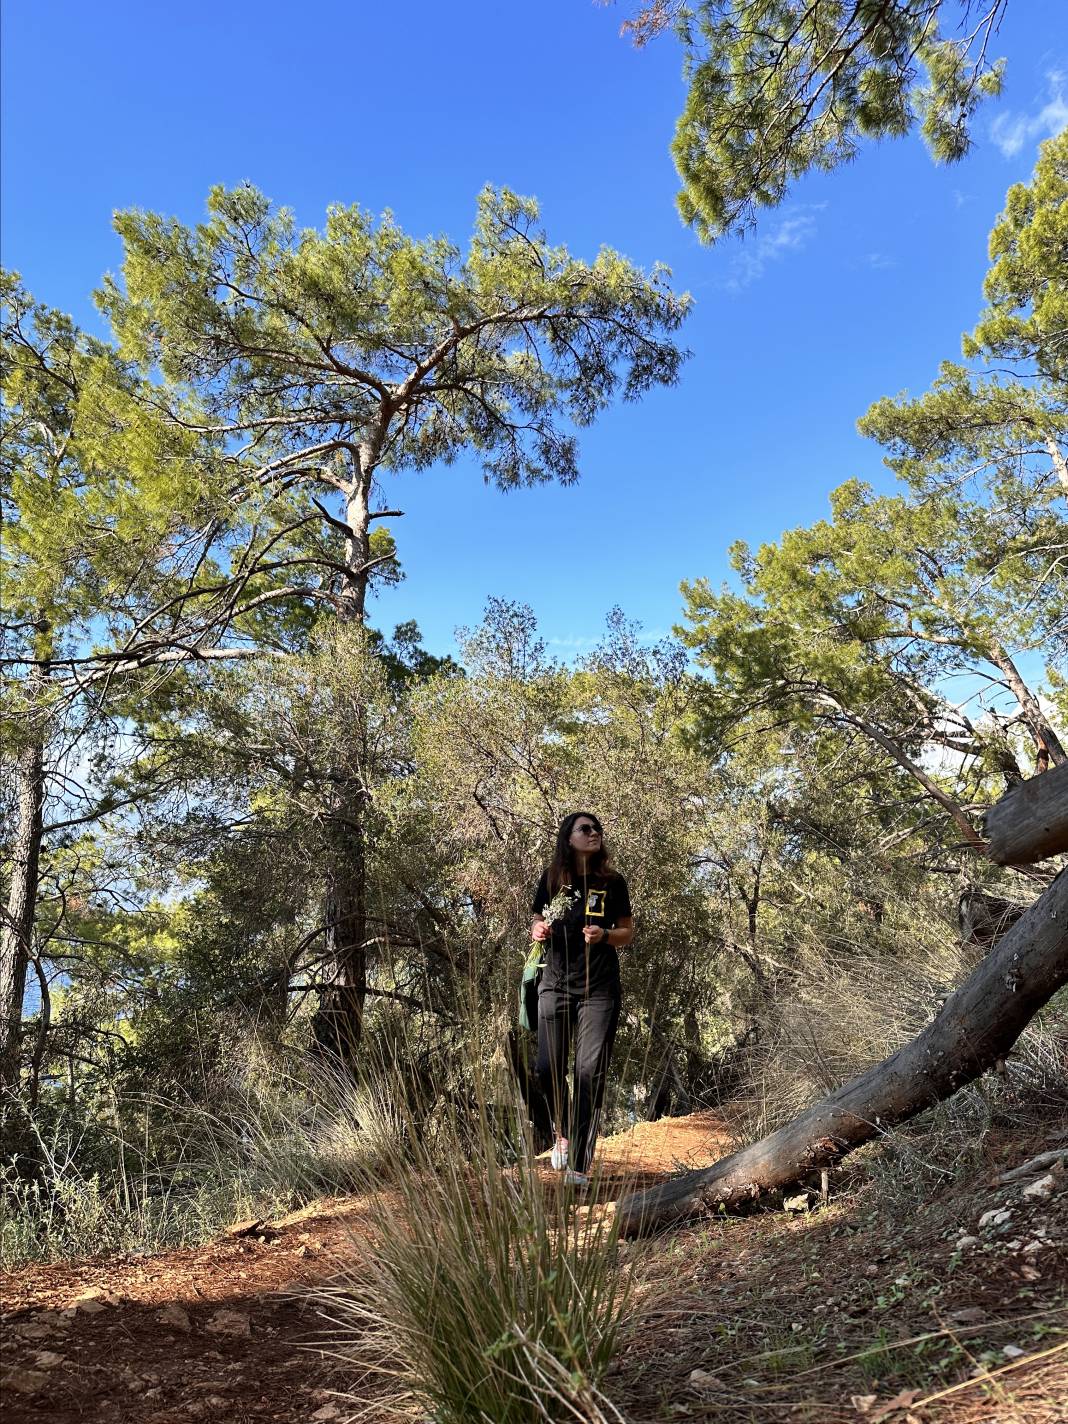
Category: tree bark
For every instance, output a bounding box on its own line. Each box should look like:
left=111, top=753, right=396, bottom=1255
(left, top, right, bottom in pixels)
left=984, top=761, right=1068, bottom=865
left=615, top=868, right=1068, bottom=1236
left=341, top=462, right=372, bottom=623
left=312, top=832, right=369, bottom=1075
left=0, top=734, right=44, bottom=1095
left=310, top=451, right=378, bottom=1071
left=0, top=650, right=48, bottom=1098
left=1046, top=435, right=1068, bottom=500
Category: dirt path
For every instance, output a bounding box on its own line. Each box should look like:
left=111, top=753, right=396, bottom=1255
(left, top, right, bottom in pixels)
left=0, top=1112, right=730, bottom=1423
left=2, top=1109, right=1064, bottom=1423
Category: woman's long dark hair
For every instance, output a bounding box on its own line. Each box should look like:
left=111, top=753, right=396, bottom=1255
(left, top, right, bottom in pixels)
left=547, top=811, right=614, bottom=894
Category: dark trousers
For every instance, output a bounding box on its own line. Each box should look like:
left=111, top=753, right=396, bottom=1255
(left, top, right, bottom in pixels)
left=535, top=988, right=620, bottom=1174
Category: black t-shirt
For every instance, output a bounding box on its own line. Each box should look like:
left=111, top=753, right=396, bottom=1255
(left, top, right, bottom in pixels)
left=531, top=870, right=631, bottom=997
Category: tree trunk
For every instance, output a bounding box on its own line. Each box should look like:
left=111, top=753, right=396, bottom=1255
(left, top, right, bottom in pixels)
left=615, top=868, right=1068, bottom=1236
left=312, top=839, right=368, bottom=1076
left=987, top=637, right=1066, bottom=769
left=0, top=648, right=48, bottom=1098
left=341, top=467, right=372, bottom=623
left=0, top=734, right=45, bottom=1095
left=820, top=699, right=986, bottom=850
left=310, top=456, right=375, bottom=1071
left=984, top=761, right=1068, bottom=865
left=1046, top=435, right=1068, bottom=500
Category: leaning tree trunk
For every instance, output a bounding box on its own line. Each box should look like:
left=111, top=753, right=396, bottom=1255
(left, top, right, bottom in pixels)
left=984, top=761, right=1068, bottom=866
left=615, top=868, right=1068, bottom=1236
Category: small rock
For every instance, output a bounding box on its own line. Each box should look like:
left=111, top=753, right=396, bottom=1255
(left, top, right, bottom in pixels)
left=33, top=1350, right=65, bottom=1369
left=1023, top=1239, right=1043, bottom=1254
left=156, top=1304, right=192, bottom=1333
left=688, top=1368, right=721, bottom=1387
left=850, top=1395, right=877, bottom=1414
left=948, top=1306, right=987, bottom=1324
left=15, top=1322, right=55, bottom=1341
left=4, top=1368, right=49, bottom=1394
left=1021, top=1174, right=1055, bottom=1200
left=205, top=1308, right=251, bottom=1338
left=1002, top=1344, right=1025, bottom=1359
left=978, top=1206, right=1012, bottom=1230
left=224, top=1218, right=265, bottom=1239
left=954, top=1235, right=978, bottom=1250
left=311, top=1407, right=341, bottom=1421
left=864, top=1264, right=879, bottom=1277
left=186, top=1400, right=229, bottom=1420
left=33, top=1310, right=71, bottom=1329
left=783, top=1192, right=812, bottom=1213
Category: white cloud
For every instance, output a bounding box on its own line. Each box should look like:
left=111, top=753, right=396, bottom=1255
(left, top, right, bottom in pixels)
left=862, top=251, right=896, bottom=270
left=725, top=206, right=824, bottom=291
left=990, top=71, right=1068, bottom=158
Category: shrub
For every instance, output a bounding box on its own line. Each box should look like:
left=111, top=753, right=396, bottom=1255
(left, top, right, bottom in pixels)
left=318, top=1068, right=631, bottom=1424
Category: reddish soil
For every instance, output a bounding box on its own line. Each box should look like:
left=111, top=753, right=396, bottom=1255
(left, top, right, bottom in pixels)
left=2, top=1109, right=1065, bottom=1424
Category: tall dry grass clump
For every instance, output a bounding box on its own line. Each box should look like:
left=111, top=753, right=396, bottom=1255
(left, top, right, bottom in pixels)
left=0, top=1048, right=406, bottom=1268
left=316, top=1054, right=631, bottom=1424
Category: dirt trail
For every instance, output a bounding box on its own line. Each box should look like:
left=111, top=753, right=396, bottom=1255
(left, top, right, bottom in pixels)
left=0, top=1112, right=731, bottom=1423
left=3, top=1109, right=1065, bottom=1423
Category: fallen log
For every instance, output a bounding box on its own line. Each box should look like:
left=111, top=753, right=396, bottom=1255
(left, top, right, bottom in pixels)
left=615, top=868, right=1068, bottom=1237
left=984, top=762, right=1068, bottom=865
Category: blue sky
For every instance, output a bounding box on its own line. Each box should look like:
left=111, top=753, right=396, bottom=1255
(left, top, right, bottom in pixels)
left=3, top=0, right=1065, bottom=659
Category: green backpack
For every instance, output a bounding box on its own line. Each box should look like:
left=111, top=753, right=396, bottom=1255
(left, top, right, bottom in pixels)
left=518, top=942, right=544, bottom=1034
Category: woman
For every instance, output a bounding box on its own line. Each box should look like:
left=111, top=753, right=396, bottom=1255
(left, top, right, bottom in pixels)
left=530, top=812, right=633, bottom=1187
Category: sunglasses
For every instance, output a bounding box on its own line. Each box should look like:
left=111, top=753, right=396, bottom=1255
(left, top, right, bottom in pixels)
left=575, top=824, right=601, bottom=836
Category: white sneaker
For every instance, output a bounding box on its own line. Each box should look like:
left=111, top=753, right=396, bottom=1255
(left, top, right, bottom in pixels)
left=551, top=1136, right=569, bottom=1171
left=563, top=1169, right=589, bottom=1188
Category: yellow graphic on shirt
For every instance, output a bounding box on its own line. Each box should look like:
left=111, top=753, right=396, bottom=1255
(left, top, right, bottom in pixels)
left=585, top=888, right=606, bottom=918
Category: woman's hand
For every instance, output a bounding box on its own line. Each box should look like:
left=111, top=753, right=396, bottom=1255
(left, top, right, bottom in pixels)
left=531, top=919, right=550, bottom=942
left=582, top=925, right=607, bottom=944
